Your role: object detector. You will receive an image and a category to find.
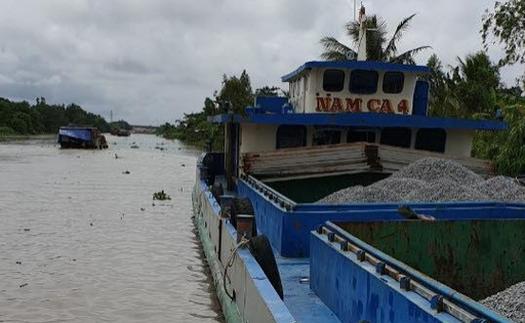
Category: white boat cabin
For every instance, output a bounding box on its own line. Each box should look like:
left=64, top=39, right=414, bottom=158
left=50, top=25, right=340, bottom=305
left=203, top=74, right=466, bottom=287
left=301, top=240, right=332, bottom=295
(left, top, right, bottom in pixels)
left=234, top=60, right=502, bottom=160
left=286, top=61, right=423, bottom=116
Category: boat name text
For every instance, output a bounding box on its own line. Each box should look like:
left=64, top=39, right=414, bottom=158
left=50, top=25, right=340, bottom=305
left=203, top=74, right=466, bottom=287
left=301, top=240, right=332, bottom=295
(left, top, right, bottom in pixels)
left=315, top=96, right=410, bottom=114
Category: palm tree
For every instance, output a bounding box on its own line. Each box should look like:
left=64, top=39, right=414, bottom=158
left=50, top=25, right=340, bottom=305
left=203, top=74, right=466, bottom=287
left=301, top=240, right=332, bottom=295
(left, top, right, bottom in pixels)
left=320, top=14, right=430, bottom=64
left=425, top=54, right=461, bottom=117
left=452, top=52, right=500, bottom=116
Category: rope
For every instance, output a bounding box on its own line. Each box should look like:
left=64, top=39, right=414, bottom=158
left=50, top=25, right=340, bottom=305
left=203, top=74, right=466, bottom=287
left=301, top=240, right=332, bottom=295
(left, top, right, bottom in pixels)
left=223, top=237, right=250, bottom=300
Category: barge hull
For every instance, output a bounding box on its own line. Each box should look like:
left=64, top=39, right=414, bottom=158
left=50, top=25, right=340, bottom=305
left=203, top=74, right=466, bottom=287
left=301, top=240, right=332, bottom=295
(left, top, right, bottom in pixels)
left=192, top=180, right=295, bottom=323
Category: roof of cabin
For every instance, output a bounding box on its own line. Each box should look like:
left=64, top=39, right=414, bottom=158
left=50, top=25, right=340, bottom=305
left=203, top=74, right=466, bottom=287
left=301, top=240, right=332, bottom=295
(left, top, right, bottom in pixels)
left=281, top=60, right=430, bottom=82
left=210, top=113, right=506, bottom=131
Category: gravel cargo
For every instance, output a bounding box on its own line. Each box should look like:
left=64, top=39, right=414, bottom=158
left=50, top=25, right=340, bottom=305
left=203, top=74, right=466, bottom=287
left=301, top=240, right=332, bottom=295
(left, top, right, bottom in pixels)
left=480, top=281, right=525, bottom=322
left=317, top=157, right=525, bottom=204
left=317, top=157, right=525, bottom=320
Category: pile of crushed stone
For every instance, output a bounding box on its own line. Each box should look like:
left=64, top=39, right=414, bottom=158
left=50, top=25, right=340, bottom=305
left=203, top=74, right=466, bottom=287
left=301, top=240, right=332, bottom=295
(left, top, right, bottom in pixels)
left=322, top=185, right=401, bottom=204
left=390, top=157, right=485, bottom=186
left=472, top=176, right=525, bottom=203
left=317, top=157, right=525, bottom=204
left=317, top=157, right=525, bottom=320
left=480, top=281, right=525, bottom=322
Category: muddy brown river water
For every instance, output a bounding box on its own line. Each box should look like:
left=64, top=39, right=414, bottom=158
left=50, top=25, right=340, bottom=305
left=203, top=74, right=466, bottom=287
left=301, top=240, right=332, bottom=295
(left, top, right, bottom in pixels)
left=0, top=134, right=223, bottom=322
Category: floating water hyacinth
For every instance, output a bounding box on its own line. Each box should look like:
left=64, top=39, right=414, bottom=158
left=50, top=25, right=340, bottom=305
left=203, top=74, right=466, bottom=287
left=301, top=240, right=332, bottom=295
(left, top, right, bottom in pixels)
left=153, top=190, right=171, bottom=200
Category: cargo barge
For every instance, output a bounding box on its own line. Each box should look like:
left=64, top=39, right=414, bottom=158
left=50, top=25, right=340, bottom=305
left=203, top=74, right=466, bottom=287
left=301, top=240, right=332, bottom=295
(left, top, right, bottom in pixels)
left=192, top=7, right=522, bottom=323
left=58, top=126, right=108, bottom=149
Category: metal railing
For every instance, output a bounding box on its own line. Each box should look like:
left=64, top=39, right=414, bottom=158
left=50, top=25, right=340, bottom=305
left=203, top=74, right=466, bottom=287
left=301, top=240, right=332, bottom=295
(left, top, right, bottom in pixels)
left=316, top=225, right=505, bottom=323
left=239, top=173, right=297, bottom=212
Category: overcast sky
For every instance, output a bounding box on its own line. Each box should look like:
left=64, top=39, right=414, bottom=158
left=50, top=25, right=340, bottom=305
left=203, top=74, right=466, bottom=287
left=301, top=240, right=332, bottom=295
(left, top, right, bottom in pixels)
left=0, top=0, right=520, bottom=125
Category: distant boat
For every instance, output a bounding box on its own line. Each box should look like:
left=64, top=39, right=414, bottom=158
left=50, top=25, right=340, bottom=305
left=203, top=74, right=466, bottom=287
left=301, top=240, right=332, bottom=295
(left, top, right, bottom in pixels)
left=116, top=129, right=130, bottom=137
left=58, top=126, right=108, bottom=149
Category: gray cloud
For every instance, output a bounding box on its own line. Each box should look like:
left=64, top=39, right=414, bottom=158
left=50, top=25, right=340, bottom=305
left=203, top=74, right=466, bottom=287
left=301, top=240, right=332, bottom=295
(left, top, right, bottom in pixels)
left=0, top=0, right=519, bottom=125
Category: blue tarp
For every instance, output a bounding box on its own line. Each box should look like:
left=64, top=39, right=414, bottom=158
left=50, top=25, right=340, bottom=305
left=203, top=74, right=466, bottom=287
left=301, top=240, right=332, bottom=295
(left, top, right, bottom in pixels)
left=59, top=128, right=92, bottom=142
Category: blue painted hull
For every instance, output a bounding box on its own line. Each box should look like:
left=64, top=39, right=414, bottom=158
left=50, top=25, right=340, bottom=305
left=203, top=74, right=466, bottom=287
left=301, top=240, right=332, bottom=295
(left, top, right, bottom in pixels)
left=193, top=152, right=516, bottom=323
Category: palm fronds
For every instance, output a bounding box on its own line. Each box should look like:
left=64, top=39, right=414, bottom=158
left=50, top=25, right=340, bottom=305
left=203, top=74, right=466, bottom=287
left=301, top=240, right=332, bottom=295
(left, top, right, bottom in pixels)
left=320, top=13, right=429, bottom=63
left=319, top=36, right=353, bottom=61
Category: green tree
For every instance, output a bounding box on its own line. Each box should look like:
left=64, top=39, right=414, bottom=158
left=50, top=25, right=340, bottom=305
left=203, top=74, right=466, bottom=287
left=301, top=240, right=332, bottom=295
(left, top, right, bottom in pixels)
left=203, top=97, right=218, bottom=115
left=0, top=126, right=16, bottom=136
left=481, top=0, right=525, bottom=68
left=426, top=52, right=501, bottom=118
left=452, top=52, right=500, bottom=117
left=320, top=13, right=430, bottom=63
left=37, top=104, right=68, bottom=133
left=0, top=96, right=113, bottom=135
left=216, top=70, right=254, bottom=114
left=425, top=54, right=461, bottom=117
left=473, top=94, right=525, bottom=176
left=65, top=104, right=86, bottom=124
left=159, top=71, right=257, bottom=150
left=9, top=112, right=33, bottom=134
left=255, top=86, right=282, bottom=97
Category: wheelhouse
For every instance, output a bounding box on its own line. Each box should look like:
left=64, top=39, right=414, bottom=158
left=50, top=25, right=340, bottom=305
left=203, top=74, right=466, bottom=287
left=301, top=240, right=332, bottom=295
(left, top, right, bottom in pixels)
left=211, top=60, right=504, bottom=186
left=284, top=61, right=427, bottom=116
left=214, top=60, right=503, bottom=155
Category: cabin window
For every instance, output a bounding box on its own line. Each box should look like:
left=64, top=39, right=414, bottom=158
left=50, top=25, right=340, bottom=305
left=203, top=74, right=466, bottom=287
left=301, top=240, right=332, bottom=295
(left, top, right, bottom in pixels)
left=415, top=129, right=446, bottom=153
left=383, top=72, right=404, bottom=94
left=347, top=130, right=376, bottom=143
left=380, top=127, right=411, bottom=148
left=323, top=69, right=345, bottom=92
left=276, top=125, right=307, bottom=149
left=349, top=70, right=378, bottom=94
left=313, top=130, right=341, bottom=146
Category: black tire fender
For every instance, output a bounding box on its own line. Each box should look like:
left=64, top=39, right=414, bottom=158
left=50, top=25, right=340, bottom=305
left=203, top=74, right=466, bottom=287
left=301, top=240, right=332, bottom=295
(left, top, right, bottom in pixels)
left=248, top=235, right=284, bottom=300
left=230, top=198, right=257, bottom=237
left=202, top=153, right=214, bottom=169
left=205, top=174, right=215, bottom=186
left=210, top=183, right=224, bottom=203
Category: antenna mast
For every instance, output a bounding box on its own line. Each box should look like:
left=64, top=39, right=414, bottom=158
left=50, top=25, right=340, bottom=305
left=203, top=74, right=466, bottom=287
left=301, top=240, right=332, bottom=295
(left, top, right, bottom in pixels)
left=357, top=5, right=367, bottom=61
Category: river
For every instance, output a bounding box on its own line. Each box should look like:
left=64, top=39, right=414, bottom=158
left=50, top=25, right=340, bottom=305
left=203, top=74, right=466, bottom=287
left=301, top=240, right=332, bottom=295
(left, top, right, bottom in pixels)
left=0, top=134, right=223, bottom=323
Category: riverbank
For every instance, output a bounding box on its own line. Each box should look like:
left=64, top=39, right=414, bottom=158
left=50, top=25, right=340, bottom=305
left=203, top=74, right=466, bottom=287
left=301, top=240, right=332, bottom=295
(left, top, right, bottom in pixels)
left=0, top=135, right=34, bottom=142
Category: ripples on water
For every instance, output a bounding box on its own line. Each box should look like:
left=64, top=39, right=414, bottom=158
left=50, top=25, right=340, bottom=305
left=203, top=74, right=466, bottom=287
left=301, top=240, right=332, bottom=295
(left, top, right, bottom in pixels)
left=0, top=135, right=224, bottom=323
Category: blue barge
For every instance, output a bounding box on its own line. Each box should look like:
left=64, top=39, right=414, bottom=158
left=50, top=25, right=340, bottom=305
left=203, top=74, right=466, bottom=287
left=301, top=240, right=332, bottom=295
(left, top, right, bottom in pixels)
left=192, top=7, right=521, bottom=323
left=58, top=126, right=108, bottom=149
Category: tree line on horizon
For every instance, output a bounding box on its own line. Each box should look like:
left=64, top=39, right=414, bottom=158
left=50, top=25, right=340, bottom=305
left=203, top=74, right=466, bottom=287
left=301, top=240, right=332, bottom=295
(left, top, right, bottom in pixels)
left=157, top=71, right=281, bottom=150
left=161, top=1, right=525, bottom=176
left=0, top=97, right=131, bottom=136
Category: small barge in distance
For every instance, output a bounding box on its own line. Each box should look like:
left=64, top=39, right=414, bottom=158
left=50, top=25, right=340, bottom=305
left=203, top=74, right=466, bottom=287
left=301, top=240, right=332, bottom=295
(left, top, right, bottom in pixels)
left=58, top=126, right=108, bottom=149
left=111, top=128, right=131, bottom=137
